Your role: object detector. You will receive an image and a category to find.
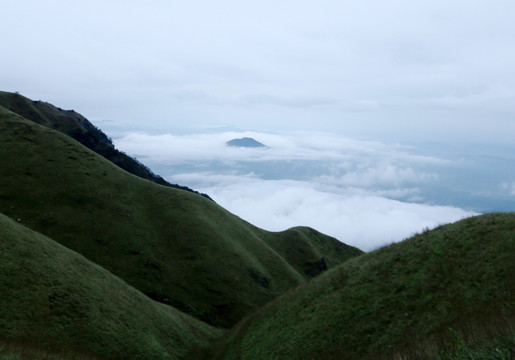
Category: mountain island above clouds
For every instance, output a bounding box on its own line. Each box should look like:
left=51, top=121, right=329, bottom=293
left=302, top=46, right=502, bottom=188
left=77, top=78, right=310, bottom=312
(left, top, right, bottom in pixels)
left=0, top=91, right=513, bottom=359
left=226, top=137, right=266, bottom=148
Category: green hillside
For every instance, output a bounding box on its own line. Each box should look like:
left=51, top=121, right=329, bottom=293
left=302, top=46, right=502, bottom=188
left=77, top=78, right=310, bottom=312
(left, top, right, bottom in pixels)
left=5, top=92, right=511, bottom=359
left=0, top=91, right=209, bottom=197
left=208, top=213, right=515, bottom=360
left=0, top=105, right=361, bottom=328
left=0, top=213, right=219, bottom=360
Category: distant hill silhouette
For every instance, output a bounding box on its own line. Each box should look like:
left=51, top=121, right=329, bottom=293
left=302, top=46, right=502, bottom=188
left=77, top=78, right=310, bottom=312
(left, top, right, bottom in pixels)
left=226, top=137, right=265, bottom=148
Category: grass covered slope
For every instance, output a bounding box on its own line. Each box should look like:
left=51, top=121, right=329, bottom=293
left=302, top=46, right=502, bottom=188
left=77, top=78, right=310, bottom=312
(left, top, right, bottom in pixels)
left=0, top=106, right=361, bottom=328
left=0, top=213, right=219, bottom=360
left=260, top=226, right=363, bottom=277
left=0, top=91, right=94, bottom=133
left=0, top=91, right=208, bottom=197
left=211, top=213, right=515, bottom=360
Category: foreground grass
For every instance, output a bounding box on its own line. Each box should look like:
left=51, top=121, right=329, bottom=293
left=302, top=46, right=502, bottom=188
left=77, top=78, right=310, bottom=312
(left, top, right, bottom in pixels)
left=436, top=334, right=514, bottom=360
left=0, top=340, right=96, bottom=360
left=207, top=213, right=515, bottom=360
left=0, top=106, right=361, bottom=328
left=0, top=213, right=220, bottom=359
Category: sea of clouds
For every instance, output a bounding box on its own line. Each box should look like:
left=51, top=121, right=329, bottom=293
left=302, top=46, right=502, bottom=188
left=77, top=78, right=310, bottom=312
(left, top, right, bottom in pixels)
left=114, top=131, right=515, bottom=251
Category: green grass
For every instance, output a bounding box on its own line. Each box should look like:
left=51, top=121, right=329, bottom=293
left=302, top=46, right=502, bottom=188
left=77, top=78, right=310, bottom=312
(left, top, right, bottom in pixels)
left=0, top=213, right=220, bottom=360
left=0, top=91, right=89, bottom=132
left=0, top=339, right=98, bottom=359
left=0, top=105, right=361, bottom=328
left=435, top=329, right=514, bottom=360
left=0, top=91, right=204, bottom=193
left=260, top=226, right=363, bottom=277
left=207, top=213, right=515, bottom=360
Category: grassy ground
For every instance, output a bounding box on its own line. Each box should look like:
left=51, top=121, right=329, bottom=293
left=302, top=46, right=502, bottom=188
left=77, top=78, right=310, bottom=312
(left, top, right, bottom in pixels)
left=0, top=213, right=220, bottom=360
left=207, top=213, right=515, bottom=360
left=0, top=91, right=207, bottom=195
left=0, top=106, right=361, bottom=328
left=0, top=340, right=98, bottom=359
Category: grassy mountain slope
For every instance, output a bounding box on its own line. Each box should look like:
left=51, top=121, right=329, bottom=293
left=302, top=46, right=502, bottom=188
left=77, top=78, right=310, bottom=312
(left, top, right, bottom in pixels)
left=208, top=213, right=515, bottom=360
left=0, top=213, right=219, bottom=360
left=0, top=106, right=361, bottom=328
left=0, top=91, right=208, bottom=198
left=260, top=226, right=362, bottom=277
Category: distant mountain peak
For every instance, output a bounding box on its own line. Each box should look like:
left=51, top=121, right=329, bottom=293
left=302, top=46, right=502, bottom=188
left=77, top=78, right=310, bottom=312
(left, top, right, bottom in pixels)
left=226, top=137, right=265, bottom=148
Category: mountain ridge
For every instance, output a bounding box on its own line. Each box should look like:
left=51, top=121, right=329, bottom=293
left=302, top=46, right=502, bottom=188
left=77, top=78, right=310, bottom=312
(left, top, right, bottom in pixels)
left=0, top=91, right=211, bottom=199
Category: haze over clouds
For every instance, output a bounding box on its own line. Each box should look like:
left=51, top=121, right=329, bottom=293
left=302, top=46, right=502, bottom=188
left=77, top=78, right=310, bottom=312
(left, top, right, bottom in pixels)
left=115, top=131, right=449, bottom=164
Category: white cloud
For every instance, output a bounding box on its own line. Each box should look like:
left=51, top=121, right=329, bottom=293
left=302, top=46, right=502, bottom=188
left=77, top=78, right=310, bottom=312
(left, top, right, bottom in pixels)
left=173, top=173, right=474, bottom=251
left=116, top=130, right=477, bottom=251
left=114, top=131, right=450, bottom=165
left=323, top=165, right=438, bottom=188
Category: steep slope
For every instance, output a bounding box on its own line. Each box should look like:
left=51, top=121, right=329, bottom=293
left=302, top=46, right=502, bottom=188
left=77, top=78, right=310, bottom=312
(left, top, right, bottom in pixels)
left=0, top=91, right=209, bottom=198
left=261, top=226, right=363, bottom=277
left=209, top=213, right=515, bottom=360
left=0, top=213, right=219, bottom=360
left=0, top=106, right=361, bottom=328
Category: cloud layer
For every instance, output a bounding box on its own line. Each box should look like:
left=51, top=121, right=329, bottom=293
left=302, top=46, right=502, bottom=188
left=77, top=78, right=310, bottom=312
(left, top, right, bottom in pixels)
left=115, top=131, right=478, bottom=251
left=175, top=173, right=473, bottom=251
left=115, top=131, right=448, bottom=165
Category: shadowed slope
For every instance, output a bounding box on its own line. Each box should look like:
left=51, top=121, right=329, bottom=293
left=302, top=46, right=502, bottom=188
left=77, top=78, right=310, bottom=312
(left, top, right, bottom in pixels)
left=209, top=213, right=515, bottom=360
left=0, top=106, right=361, bottom=328
left=0, top=213, right=219, bottom=360
left=261, top=226, right=363, bottom=277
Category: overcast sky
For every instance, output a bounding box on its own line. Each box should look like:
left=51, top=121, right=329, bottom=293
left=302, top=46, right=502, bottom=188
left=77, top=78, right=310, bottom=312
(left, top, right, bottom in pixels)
left=2, top=0, right=515, bottom=142
left=3, top=1, right=514, bottom=250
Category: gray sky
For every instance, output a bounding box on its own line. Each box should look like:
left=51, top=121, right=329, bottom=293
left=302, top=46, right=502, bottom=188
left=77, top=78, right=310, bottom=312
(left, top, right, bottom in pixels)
left=3, top=0, right=515, bottom=142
